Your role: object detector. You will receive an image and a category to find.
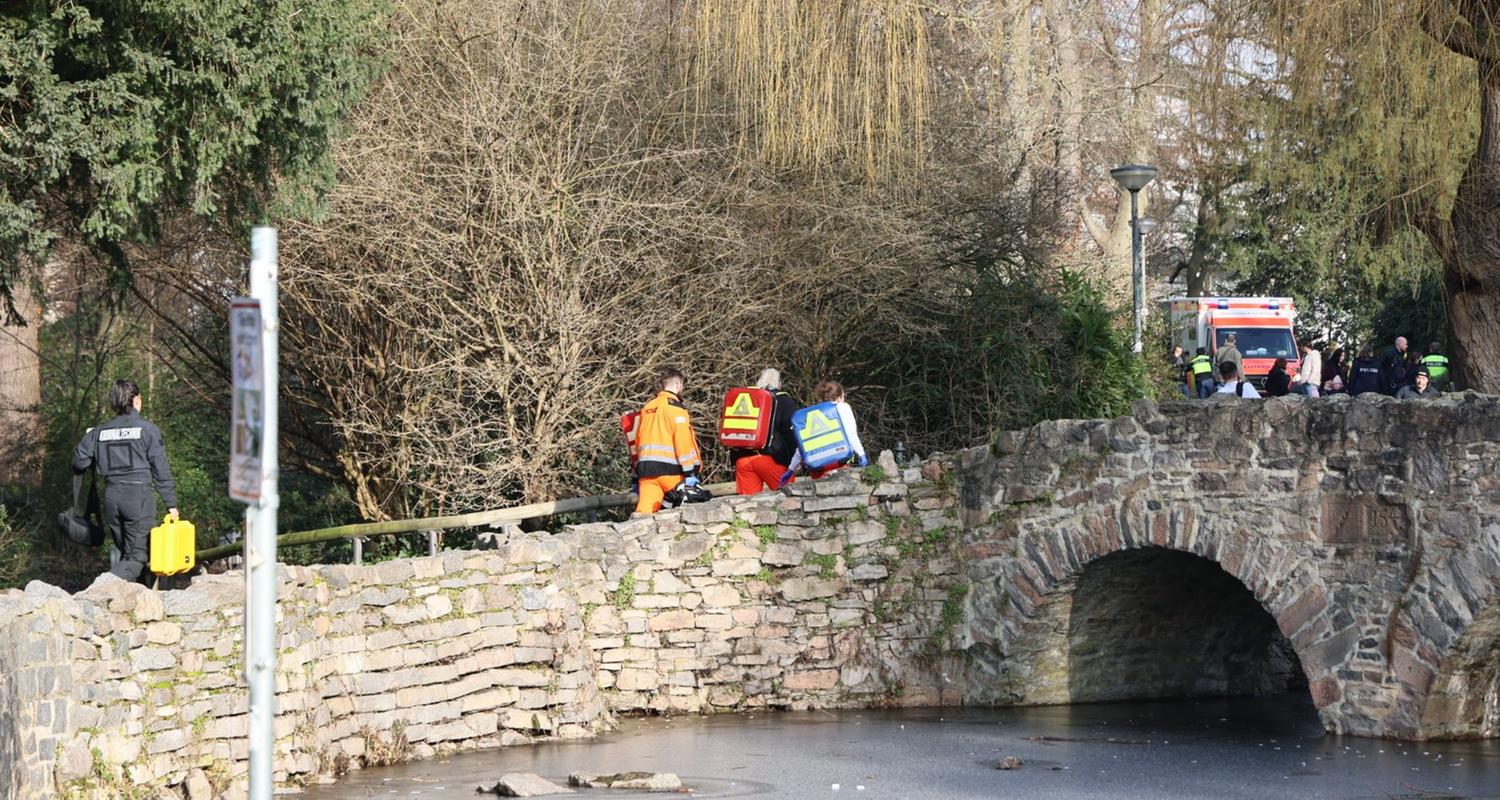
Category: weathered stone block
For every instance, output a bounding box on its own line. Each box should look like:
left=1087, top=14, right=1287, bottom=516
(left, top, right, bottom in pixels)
left=647, top=610, right=696, bottom=631
left=699, top=585, right=741, bottom=608
left=424, top=593, right=453, bottom=619
left=145, top=728, right=187, bottom=755
left=682, top=503, right=734, bottom=525
left=501, top=709, right=555, bottom=732
left=711, top=559, right=761, bottom=577
left=696, top=614, right=733, bottom=631
left=782, top=669, right=840, bottom=691
left=128, top=646, right=176, bottom=672
left=615, top=669, right=659, bottom=692
left=804, top=495, right=863, bottom=513
left=779, top=578, right=842, bottom=602
left=630, top=594, right=680, bottom=610
left=845, top=521, right=887, bottom=545
left=762, top=543, right=805, bottom=566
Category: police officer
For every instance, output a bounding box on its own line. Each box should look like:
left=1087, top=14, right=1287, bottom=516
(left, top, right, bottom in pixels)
left=1421, top=341, right=1451, bottom=390
left=1189, top=347, right=1216, bottom=398
left=72, top=379, right=178, bottom=584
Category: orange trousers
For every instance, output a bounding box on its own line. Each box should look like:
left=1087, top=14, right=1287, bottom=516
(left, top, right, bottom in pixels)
left=735, top=454, right=793, bottom=494
left=635, top=474, right=684, bottom=514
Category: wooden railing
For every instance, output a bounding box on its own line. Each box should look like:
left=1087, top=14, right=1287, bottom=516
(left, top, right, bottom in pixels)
left=195, top=481, right=739, bottom=564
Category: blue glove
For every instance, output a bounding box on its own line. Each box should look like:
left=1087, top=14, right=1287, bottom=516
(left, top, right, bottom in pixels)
left=684, top=475, right=700, bottom=488
left=778, top=469, right=795, bottom=486
left=856, top=455, right=869, bottom=468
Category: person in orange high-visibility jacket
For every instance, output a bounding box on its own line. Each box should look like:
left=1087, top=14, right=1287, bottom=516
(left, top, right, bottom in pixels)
left=634, top=367, right=704, bottom=514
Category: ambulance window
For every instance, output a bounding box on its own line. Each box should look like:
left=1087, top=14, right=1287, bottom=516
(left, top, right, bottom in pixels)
left=1215, top=329, right=1296, bottom=358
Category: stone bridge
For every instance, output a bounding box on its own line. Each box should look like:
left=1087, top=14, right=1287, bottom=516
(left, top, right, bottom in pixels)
left=956, top=395, right=1500, bottom=740
left=1, top=395, right=1497, bottom=798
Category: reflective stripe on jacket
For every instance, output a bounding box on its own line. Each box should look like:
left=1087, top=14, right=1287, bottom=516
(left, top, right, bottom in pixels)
left=1421, top=354, right=1450, bottom=382
left=1189, top=355, right=1214, bottom=376
left=635, top=391, right=703, bottom=478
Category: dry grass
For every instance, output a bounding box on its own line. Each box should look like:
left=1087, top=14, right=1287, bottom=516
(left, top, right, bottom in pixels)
left=360, top=721, right=412, bottom=767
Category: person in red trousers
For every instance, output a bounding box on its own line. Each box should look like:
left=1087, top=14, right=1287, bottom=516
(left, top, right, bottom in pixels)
left=734, top=368, right=802, bottom=494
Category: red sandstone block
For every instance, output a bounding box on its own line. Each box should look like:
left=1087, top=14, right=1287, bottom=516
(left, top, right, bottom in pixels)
left=1310, top=676, right=1341, bottom=708
left=1277, top=586, right=1327, bottom=639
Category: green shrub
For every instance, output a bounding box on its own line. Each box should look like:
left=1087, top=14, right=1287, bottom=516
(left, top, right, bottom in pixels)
left=855, top=264, right=1148, bottom=457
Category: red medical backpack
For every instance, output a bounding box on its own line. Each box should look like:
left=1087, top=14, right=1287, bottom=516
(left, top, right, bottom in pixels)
left=621, top=411, right=641, bottom=467
left=718, top=387, right=775, bottom=449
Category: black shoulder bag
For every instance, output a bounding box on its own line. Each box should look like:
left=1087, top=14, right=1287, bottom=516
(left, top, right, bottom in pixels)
left=56, top=468, right=105, bottom=547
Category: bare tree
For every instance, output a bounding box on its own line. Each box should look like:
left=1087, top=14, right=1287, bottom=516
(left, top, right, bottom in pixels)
left=265, top=0, right=947, bottom=519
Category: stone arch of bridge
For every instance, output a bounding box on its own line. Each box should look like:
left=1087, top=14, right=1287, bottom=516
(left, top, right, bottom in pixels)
left=1062, top=547, right=1309, bottom=704
left=967, top=506, right=1345, bottom=727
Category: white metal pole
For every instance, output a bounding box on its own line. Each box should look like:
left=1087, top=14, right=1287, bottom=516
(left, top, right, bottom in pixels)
left=247, top=226, right=280, bottom=799
left=1130, top=190, right=1144, bottom=356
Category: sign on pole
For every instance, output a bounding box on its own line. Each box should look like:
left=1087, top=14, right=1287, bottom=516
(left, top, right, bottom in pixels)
left=229, top=298, right=264, bottom=503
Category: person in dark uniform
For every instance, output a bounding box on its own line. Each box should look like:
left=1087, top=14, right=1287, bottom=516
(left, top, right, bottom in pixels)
left=72, top=379, right=179, bottom=583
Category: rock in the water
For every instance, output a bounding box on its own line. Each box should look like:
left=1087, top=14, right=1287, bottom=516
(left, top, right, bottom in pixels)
left=485, top=773, right=573, bottom=796
left=995, top=756, right=1023, bottom=770
left=567, top=771, right=682, bottom=790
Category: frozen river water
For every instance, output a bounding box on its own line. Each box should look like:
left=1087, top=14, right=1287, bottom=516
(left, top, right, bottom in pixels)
left=304, top=696, right=1500, bottom=799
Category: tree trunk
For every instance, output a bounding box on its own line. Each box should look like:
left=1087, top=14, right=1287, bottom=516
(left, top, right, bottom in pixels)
left=1044, top=0, right=1085, bottom=243
left=1446, top=68, right=1500, bottom=392
left=1184, top=179, right=1220, bottom=297
left=0, top=284, right=42, bottom=488
left=1004, top=0, right=1036, bottom=195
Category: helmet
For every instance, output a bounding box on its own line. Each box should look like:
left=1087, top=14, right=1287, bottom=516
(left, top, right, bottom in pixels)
left=662, top=483, right=713, bottom=508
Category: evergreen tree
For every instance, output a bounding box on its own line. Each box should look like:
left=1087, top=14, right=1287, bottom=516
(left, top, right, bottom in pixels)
left=0, top=0, right=387, bottom=306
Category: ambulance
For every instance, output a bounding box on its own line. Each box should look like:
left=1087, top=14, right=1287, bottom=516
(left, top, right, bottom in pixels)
left=1166, top=297, right=1300, bottom=388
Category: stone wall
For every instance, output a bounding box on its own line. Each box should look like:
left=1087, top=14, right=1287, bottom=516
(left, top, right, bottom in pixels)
left=0, top=459, right=963, bottom=799
left=5, top=394, right=1500, bottom=798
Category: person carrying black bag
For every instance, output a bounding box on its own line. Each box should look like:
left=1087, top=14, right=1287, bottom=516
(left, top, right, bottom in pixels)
left=71, top=379, right=179, bottom=584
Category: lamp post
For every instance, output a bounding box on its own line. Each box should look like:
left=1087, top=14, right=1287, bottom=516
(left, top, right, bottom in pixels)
left=1111, top=164, right=1158, bottom=356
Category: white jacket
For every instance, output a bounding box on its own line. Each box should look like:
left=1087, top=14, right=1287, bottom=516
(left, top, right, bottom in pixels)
left=1298, top=349, right=1321, bottom=386
left=834, top=401, right=866, bottom=462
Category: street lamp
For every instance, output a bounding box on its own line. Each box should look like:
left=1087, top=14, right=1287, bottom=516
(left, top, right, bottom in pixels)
left=1111, top=164, right=1158, bottom=356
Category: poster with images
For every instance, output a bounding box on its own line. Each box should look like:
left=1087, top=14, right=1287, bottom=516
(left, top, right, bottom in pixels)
left=229, top=297, right=264, bottom=504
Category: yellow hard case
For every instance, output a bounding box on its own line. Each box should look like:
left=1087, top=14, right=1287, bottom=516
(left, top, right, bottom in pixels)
left=149, top=516, right=196, bottom=576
